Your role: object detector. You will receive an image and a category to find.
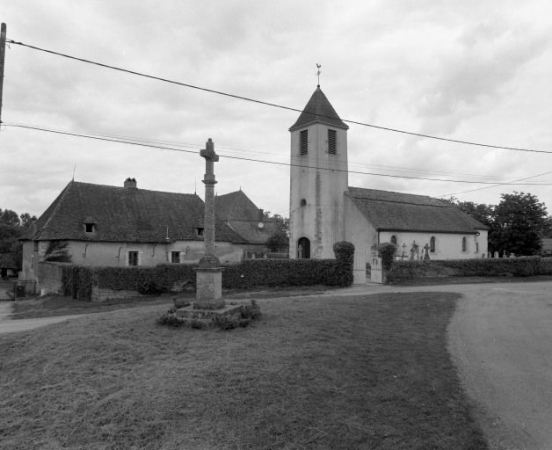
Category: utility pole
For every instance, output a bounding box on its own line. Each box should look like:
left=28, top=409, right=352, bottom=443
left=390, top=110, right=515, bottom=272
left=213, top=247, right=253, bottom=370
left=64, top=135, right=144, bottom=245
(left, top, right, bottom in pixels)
left=0, top=23, right=6, bottom=128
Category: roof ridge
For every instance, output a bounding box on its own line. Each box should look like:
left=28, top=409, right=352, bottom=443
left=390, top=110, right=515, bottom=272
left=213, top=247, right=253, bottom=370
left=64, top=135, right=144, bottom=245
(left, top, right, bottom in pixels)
left=36, top=180, right=75, bottom=239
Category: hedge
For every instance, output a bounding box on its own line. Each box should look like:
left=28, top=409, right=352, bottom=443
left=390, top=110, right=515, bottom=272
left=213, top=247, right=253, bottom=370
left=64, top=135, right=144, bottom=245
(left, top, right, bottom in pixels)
left=61, top=243, right=355, bottom=301
left=387, top=256, right=552, bottom=282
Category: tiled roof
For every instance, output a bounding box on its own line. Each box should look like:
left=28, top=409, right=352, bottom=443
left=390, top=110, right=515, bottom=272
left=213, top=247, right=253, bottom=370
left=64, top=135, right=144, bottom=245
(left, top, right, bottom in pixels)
left=289, top=86, right=349, bottom=132
left=347, top=187, right=488, bottom=234
left=25, top=181, right=247, bottom=244
left=216, top=190, right=277, bottom=244
left=216, top=190, right=263, bottom=222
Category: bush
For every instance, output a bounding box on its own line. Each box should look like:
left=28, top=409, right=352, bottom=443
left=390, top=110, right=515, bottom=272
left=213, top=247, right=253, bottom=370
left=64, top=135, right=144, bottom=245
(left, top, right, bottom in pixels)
left=387, top=256, right=552, bottom=282
left=377, top=243, right=397, bottom=271
left=329, top=241, right=354, bottom=287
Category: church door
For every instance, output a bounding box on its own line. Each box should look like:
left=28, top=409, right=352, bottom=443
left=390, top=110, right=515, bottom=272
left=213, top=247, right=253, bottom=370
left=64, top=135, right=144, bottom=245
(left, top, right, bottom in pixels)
left=297, top=237, right=311, bottom=259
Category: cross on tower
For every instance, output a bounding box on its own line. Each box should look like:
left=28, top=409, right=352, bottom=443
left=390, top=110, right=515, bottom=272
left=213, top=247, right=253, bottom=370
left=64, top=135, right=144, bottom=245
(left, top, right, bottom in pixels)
left=316, top=63, right=321, bottom=87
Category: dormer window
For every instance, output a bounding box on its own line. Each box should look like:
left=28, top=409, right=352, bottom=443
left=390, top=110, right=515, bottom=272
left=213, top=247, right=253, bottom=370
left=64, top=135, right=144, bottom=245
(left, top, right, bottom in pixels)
left=83, top=217, right=96, bottom=234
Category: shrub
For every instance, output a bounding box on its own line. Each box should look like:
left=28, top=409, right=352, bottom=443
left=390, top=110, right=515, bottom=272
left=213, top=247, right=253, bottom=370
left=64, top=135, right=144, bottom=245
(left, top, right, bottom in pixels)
left=377, top=243, right=397, bottom=271
left=329, top=241, right=354, bottom=287
left=387, top=256, right=552, bottom=282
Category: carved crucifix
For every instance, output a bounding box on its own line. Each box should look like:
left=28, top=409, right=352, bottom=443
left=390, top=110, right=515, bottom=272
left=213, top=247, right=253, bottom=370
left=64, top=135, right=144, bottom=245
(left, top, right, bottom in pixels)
left=199, top=138, right=219, bottom=266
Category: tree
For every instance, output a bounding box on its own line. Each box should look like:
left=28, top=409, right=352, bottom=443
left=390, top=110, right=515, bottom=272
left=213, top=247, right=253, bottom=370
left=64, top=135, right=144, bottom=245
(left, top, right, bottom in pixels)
left=0, top=208, right=38, bottom=271
left=43, top=240, right=72, bottom=263
left=20, top=213, right=37, bottom=228
left=265, top=214, right=289, bottom=253
left=455, top=201, right=495, bottom=228
left=0, top=209, right=20, bottom=227
left=490, top=192, right=547, bottom=256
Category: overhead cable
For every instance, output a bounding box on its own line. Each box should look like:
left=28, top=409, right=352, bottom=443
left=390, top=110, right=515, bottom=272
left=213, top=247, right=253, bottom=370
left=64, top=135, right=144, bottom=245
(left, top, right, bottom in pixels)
left=6, top=39, right=548, bottom=155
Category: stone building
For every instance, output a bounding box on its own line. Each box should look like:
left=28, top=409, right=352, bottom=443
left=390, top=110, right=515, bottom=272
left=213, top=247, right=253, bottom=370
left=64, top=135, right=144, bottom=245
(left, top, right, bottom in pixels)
left=20, top=179, right=272, bottom=282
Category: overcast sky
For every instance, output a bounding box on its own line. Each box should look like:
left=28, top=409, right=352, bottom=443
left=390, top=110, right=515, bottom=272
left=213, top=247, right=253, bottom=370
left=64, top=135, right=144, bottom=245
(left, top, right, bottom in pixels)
left=1, top=0, right=551, bottom=220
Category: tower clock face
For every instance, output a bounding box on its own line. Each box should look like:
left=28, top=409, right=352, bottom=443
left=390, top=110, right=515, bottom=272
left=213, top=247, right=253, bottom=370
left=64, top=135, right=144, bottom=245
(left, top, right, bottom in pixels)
left=258, top=222, right=264, bottom=229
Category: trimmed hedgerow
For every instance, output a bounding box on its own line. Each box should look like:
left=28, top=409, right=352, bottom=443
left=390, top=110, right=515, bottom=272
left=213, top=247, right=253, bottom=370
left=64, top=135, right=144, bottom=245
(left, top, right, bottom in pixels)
left=61, top=265, right=95, bottom=300
left=387, top=256, right=552, bottom=282
left=61, top=249, right=356, bottom=301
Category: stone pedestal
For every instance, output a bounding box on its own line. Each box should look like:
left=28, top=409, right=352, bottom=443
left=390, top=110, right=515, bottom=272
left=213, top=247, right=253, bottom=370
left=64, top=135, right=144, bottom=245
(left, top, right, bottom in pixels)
left=195, top=267, right=224, bottom=310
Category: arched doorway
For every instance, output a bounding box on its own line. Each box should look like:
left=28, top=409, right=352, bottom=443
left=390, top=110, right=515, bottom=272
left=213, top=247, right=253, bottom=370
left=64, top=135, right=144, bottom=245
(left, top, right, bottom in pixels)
left=297, top=237, right=311, bottom=259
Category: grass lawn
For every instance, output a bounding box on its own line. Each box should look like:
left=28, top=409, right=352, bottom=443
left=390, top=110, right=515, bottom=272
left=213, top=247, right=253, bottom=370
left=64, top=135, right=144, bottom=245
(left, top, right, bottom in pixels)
left=0, top=292, right=488, bottom=450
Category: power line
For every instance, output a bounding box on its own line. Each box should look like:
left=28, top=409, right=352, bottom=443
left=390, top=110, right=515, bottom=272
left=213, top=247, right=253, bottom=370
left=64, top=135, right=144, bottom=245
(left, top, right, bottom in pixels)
left=5, top=122, right=552, bottom=187
left=6, top=38, right=549, bottom=155
left=442, top=170, right=552, bottom=198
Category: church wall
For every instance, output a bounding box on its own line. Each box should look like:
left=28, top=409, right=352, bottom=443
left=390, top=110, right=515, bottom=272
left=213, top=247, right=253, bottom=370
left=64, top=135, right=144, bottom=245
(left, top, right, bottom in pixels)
left=289, top=123, right=347, bottom=259
left=344, top=196, right=378, bottom=284
left=379, top=230, right=489, bottom=260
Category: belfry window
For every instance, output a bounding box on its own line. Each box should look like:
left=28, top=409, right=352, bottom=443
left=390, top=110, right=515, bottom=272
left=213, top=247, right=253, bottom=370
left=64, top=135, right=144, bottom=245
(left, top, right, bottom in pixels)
left=328, top=129, right=337, bottom=155
left=300, top=130, right=308, bottom=155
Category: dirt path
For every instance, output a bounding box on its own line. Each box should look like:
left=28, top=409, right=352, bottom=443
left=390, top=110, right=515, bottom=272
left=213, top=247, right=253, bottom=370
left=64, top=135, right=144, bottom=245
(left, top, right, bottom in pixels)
left=447, top=282, right=552, bottom=449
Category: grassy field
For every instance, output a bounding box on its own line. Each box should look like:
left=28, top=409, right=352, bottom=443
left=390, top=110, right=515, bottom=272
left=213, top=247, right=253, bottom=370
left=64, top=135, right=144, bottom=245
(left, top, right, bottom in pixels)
left=0, top=292, right=488, bottom=450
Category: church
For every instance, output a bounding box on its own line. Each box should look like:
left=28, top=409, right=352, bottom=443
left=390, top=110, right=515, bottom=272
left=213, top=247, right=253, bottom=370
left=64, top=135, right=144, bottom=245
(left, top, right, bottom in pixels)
left=288, top=86, right=488, bottom=283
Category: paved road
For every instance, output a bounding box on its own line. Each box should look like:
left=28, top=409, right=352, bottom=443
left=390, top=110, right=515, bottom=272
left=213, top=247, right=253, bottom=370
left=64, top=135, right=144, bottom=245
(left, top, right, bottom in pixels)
left=1, top=281, right=551, bottom=448
left=0, top=301, right=87, bottom=334
left=447, top=282, right=552, bottom=450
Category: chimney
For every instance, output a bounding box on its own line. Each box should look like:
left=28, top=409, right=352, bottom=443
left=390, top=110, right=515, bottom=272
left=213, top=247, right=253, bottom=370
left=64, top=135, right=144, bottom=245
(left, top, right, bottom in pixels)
left=124, top=178, right=137, bottom=189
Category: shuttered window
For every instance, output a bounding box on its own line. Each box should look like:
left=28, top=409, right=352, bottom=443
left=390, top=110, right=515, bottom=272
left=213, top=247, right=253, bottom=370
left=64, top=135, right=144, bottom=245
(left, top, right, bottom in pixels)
left=128, top=251, right=139, bottom=266
left=171, top=251, right=180, bottom=263
left=300, top=130, right=308, bottom=155
left=328, top=129, right=336, bottom=155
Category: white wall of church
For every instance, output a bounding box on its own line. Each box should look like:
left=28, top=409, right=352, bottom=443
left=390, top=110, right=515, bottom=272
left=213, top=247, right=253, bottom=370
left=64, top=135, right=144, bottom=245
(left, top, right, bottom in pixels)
left=379, top=230, right=489, bottom=260
left=344, top=196, right=377, bottom=284
left=289, top=123, right=348, bottom=259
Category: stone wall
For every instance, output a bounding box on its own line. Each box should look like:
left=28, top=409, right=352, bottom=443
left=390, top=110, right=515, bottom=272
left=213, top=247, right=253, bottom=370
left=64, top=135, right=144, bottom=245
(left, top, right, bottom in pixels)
left=37, top=262, right=68, bottom=295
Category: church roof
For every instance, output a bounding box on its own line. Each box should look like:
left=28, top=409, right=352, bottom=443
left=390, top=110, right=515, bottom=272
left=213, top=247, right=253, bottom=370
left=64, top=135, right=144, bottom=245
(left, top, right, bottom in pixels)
left=289, top=86, right=349, bottom=132
left=346, top=187, right=488, bottom=234
left=24, top=181, right=247, bottom=244
left=216, top=190, right=278, bottom=244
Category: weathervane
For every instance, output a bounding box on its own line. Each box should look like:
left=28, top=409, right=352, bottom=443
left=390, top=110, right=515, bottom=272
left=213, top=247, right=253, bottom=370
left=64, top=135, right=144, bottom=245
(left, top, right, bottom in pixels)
left=316, top=63, right=321, bottom=87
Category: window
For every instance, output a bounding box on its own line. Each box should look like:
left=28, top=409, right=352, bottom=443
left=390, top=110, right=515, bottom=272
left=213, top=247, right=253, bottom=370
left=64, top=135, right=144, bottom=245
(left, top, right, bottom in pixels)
left=430, top=236, right=436, bottom=253
left=390, top=235, right=397, bottom=246
left=128, top=251, right=139, bottom=266
left=475, top=242, right=479, bottom=254
left=196, top=227, right=205, bottom=237
left=461, top=237, right=467, bottom=253
left=300, top=130, right=308, bottom=155
left=171, top=251, right=180, bottom=264
left=84, top=223, right=94, bottom=233
left=300, top=199, right=307, bottom=207
left=328, top=129, right=336, bottom=155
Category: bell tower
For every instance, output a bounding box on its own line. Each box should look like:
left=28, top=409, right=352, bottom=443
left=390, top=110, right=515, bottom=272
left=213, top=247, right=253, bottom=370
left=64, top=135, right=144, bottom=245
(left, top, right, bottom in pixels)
left=289, top=85, right=349, bottom=259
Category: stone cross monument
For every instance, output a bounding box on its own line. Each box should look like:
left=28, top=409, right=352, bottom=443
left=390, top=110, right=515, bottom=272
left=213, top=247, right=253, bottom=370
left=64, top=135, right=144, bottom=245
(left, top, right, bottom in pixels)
left=195, top=138, right=224, bottom=310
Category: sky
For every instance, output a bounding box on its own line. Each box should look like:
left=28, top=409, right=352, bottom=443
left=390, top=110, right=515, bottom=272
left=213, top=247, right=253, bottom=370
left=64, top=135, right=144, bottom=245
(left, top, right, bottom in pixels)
left=1, top=0, right=551, bottom=220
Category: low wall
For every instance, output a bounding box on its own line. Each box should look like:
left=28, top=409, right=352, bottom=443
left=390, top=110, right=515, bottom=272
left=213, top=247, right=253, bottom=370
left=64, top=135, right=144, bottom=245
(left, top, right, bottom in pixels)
left=37, top=262, right=69, bottom=295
